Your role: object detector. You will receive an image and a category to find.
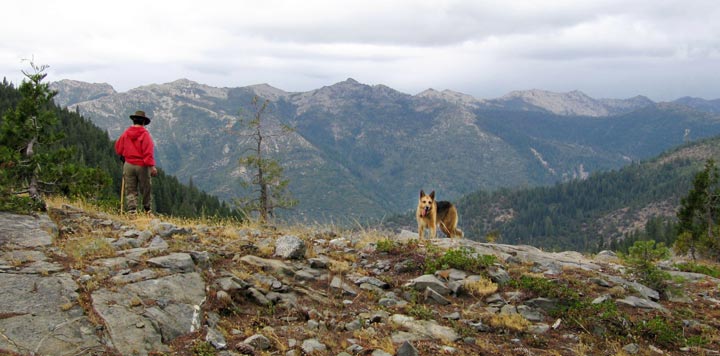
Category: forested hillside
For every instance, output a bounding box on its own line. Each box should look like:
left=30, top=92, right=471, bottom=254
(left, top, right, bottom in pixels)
left=458, top=137, right=720, bottom=251
left=0, top=78, right=239, bottom=219
left=386, top=136, right=720, bottom=252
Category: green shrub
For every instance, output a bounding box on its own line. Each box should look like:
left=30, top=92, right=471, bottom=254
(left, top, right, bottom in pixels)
left=424, top=246, right=496, bottom=274
left=407, top=303, right=434, bottom=320
left=510, top=275, right=580, bottom=302
left=376, top=238, right=397, bottom=253
left=623, top=240, right=671, bottom=292
left=192, top=341, right=217, bottom=356
left=674, top=262, right=720, bottom=278
left=635, top=316, right=683, bottom=348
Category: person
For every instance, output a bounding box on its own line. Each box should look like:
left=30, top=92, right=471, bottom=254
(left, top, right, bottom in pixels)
left=115, top=110, right=158, bottom=215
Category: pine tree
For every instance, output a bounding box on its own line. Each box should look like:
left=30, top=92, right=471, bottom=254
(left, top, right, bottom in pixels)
left=233, top=96, right=297, bottom=221
left=675, top=159, right=720, bottom=259
left=0, top=62, right=108, bottom=212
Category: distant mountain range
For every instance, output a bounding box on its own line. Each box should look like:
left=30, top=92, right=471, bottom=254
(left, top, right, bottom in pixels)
left=50, top=78, right=720, bottom=222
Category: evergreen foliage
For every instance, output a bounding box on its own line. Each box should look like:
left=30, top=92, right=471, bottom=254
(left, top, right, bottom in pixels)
left=0, top=63, right=109, bottom=212
left=455, top=159, right=694, bottom=251
left=675, top=159, right=720, bottom=260
left=0, top=68, right=240, bottom=219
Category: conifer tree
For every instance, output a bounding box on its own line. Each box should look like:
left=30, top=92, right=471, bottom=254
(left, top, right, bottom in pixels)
left=0, top=62, right=108, bottom=212
left=675, top=159, right=720, bottom=259
left=233, top=96, right=297, bottom=221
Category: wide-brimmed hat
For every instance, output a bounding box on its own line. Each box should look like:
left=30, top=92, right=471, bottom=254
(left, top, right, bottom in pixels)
left=129, top=110, right=151, bottom=125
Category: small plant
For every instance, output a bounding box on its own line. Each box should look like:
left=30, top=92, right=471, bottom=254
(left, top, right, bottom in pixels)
left=487, top=313, right=530, bottom=332
left=674, top=261, right=720, bottom=278
left=510, top=275, right=579, bottom=301
left=191, top=341, right=217, bottom=356
left=62, top=237, right=116, bottom=268
left=424, top=246, right=497, bottom=274
left=407, top=303, right=434, bottom=320
left=623, top=240, right=671, bottom=292
left=376, top=238, right=397, bottom=253
left=635, top=316, right=683, bottom=348
left=464, top=277, right=498, bottom=297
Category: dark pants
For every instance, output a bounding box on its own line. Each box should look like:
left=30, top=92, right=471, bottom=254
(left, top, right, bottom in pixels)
left=123, top=162, right=152, bottom=212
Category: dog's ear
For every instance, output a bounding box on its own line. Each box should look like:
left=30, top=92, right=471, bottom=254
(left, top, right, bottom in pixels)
left=429, top=191, right=435, bottom=200
left=420, top=190, right=425, bottom=198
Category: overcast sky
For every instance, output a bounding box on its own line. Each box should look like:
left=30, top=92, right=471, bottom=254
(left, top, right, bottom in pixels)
left=1, top=0, right=718, bottom=101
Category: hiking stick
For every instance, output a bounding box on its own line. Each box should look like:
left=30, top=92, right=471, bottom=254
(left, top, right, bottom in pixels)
left=120, top=175, right=125, bottom=214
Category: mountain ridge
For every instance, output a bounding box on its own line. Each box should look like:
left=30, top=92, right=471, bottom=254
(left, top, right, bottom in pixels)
left=49, top=78, right=720, bottom=222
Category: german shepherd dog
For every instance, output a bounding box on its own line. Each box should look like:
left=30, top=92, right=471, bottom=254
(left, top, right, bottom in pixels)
left=416, top=190, right=463, bottom=239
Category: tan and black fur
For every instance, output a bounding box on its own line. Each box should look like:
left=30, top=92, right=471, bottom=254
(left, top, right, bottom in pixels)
left=416, top=190, right=463, bottom=239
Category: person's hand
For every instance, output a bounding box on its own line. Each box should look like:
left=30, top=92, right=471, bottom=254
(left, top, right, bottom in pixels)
left=150, top=166, right=158, bottom=177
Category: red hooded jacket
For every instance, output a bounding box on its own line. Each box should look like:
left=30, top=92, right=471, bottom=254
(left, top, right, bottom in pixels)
left=115, top=126, right=156, bottom=167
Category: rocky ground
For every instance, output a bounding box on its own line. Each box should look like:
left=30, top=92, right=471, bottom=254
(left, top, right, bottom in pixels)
left=1, top=203, right=720, bottom=356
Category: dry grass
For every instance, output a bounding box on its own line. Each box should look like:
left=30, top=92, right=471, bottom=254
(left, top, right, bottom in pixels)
left=487, top=313, right=530, bottom=332
left=62, top=236, right=116, bottom=268
left=464, top=276, right=498, bottom=297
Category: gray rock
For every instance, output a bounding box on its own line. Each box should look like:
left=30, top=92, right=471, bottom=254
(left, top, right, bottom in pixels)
left=591, top=295, right=612, bottom=305
left=435, top=268, right=467, bottom=281
left=389, top=314, right=460, bottom=343
left=151, top=220, right=192, bottom=238
left=617, top=296, right=668, bottom=313
left=206, top=327, right=227, bottom=349
left=405, top=274, right=450, bottom=295
left=527, top=323, right=550, bottom=334
left=246, top=287, right=271, bottom=306
left=396, top=341, right=419, bottom=356
left=308, top=257, right=329, bottom=269
left=443, top=312, right=461, bottom=320
left=148, top=252, right=196, bottom=273
left=485, top=293, right=505, bottom=307
left=274, top=235, right=306, bottom=259
left=517, top=305, right=544, bottom=322
left=330, top=276, right=359, bottom=296
left=524, top=297, right=557, bottom=313
left=345, top=319, right=363, bottom=331
left=0, top=212, right=55, bottom=249
left=371, top=350, right=392, bottom=356
left=148, top=236, right=170, bottom=250
left=110, top=269, right=157, bottom=284
left=394, top=260, right=416, bottom=273
left=623, top=343, right=640, bottom=354
left=301, top=338, right=327, bottom=354
left=240, top=255, right=294, bottom=276
left=590, top=277, right=613, bottom=288
left=0, top=272, right=104, bottom=355
left=244, top=334, right=271, bottom=350
left=92, top=273, right=206, bottom=355
left=353, top=276, right=390, bottom=289
left=190, top=250, right=212, bottom=268
left=425, top=287, right=451, bottom=305
left=216, top=276, right=249, bottom=292
left=607, top=275, right=659, bottom=301
left=487, top=267, right=511, bottom=285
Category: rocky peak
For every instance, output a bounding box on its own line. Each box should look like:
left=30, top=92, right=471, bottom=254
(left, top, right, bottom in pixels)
left=498, top=89, right=610, bottom=117
left=416, top=88, right=484, bottom=107
left=494, top=89, right=655, bottom=117
left=291, top=78, right=409, bottom=115
left=247, top=83, right=290, bottom=101
left=50, top=79, right=116, bottom=107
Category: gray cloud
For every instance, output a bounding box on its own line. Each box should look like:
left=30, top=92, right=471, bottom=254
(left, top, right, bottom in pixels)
left=1, top=0, right=719, bottom=101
